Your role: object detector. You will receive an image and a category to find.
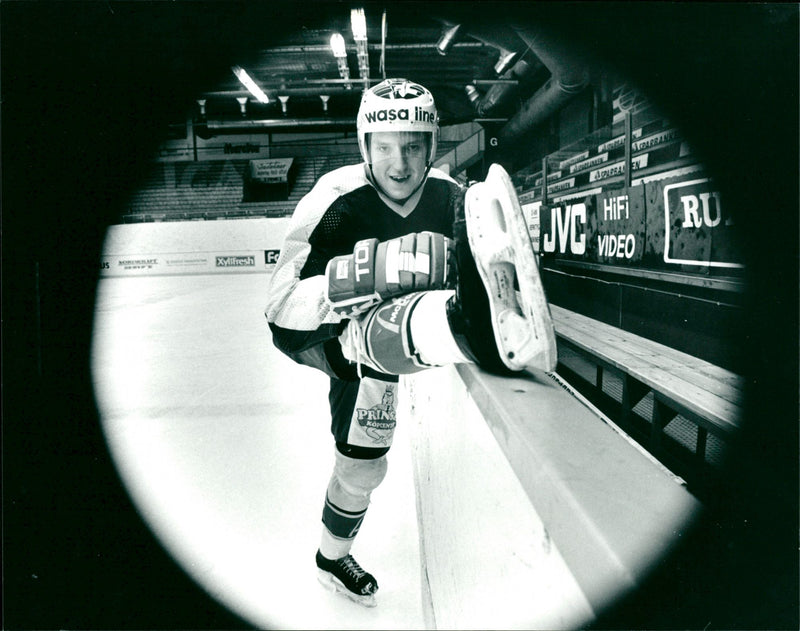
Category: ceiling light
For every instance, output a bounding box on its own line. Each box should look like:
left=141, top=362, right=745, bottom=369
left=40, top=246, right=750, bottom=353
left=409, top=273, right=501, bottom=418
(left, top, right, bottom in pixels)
left=330, top=33, right=347, bottom=58
left=231, top=65, right=270, bottom=104
left=464, top=84, right=481, bottom=107
left=329, top=33, right=352, bottom=89
left=350, top=8, right=370, bottom=83
left=236, top=96, right=248, bottom=116
left=494, top=49, right=519, bottom=76
left=350, top=8, right=367, bottom=41
left=436, top=24, right=461, bottom=56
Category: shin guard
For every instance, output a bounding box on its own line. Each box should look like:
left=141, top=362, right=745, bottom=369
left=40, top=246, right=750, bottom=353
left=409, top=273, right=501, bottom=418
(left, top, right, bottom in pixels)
left=339, top=291, right=431, bottom=374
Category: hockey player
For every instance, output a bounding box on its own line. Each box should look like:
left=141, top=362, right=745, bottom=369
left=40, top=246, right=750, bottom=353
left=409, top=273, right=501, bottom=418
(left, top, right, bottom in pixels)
left=265, top=78, right=556, bottom=607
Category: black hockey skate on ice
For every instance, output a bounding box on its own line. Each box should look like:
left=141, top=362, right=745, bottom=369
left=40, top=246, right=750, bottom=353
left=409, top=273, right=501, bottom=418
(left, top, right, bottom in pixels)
left=447, top=164, right=557, bottom=373
left=316, top=550, right=378, bottom=607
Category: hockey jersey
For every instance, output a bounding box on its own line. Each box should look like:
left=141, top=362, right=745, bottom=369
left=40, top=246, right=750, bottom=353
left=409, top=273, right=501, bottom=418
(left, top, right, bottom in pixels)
left=266, top=163, right=461, bottom=347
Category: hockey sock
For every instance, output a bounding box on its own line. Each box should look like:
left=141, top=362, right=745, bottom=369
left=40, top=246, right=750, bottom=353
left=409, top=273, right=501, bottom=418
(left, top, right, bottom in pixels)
left=320, top=493, right=367, bottom=560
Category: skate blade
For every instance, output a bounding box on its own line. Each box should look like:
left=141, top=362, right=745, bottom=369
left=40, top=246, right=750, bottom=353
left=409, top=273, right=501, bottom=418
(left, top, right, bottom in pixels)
left=466, top=164, right=557, bottom=372
left=317, top=569, right=378, bottom=608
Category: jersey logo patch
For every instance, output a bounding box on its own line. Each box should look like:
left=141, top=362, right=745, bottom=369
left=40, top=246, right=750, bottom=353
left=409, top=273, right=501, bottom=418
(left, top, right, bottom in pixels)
left=355, top=386, right=397, bottom=445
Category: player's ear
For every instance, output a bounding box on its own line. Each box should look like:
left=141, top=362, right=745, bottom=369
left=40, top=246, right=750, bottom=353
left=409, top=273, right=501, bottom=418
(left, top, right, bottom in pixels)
left=423, top=132, right=434, bottom=164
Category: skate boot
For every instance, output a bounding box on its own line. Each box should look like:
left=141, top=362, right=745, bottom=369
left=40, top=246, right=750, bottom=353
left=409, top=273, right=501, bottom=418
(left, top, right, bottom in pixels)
left=448, top=164, right=557, bottom=373
left=316, top=550, right=378, bottom=607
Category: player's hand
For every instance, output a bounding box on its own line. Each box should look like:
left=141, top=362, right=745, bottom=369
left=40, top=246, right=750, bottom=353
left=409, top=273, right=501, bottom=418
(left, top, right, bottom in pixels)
left=325, top=231, right=452, bottom=317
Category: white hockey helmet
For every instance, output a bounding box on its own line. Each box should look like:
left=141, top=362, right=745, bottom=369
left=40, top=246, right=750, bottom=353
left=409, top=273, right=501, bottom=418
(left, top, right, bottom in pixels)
left=357, top=78, right=438, bottom=167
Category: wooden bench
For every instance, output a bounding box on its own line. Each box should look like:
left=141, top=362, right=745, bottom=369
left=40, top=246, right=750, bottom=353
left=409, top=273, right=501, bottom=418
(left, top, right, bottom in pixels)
left=549, top=304, right=745, bottom=466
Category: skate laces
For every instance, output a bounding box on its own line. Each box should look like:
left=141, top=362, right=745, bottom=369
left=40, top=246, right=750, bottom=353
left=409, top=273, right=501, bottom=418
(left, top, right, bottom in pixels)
left=339, top=554, right=366, bottom=580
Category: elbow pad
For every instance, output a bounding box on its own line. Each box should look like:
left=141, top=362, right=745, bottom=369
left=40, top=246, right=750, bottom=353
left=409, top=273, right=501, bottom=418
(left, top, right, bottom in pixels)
left=325, top=231, right=452, bottom=317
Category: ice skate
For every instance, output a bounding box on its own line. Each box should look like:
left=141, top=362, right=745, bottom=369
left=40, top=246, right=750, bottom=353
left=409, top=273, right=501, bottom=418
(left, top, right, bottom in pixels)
left=455, top=164, right=557, bottom=372
left=316, top=550, right=378, bottom=608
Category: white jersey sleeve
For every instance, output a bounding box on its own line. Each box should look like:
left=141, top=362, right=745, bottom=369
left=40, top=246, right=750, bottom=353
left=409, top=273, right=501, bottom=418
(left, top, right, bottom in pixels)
left=265, top=164, right=369, bottom=331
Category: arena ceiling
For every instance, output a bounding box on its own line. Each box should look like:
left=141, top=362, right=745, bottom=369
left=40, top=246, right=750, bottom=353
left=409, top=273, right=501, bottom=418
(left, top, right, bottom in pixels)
left=193, top=5, right=594, bottom=142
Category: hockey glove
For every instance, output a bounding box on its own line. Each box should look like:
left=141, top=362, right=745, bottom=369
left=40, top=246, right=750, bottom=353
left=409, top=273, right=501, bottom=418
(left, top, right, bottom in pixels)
left=325, top=231, right=452, bottom=317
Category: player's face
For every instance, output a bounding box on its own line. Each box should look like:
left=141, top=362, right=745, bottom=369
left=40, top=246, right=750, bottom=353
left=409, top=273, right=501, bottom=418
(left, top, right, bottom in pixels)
left=369, top=131, right=429, bottom=201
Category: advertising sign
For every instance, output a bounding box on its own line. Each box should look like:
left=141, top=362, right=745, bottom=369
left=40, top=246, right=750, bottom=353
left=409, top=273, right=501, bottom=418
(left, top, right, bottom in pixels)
left=594, top=188, right=646, bottom=264
left=662, top=178, right=742, bottom=268
left=538, top=189, right=645, bottom=265
left=589, top=154, right=648, bottom=183
left=540, top=199, right=590, bottom=259
left=249, top=158, right=294, bottom=184
left=100, top=252, right=267, bottom=276
left=536, top=175, right=743, bottom=272
left=99, top=218, right=291, bottom=277
left=521, top=201, right=541, bottom=252
left=194, top=133, right=266, bottom=160
left=265, top=249, right=281, bottom=265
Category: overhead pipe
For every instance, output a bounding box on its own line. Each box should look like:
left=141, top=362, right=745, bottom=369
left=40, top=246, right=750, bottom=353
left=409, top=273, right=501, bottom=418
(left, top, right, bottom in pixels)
left=441, top=20, right=527, bottom=59
left=474, top=58, right=538, bottom=117
left=195, top=117, right=356, bottom=137
left=498, top=23, right=590, bottom=142
left=446, top=22, right=536, bottom=118
left=263, top=42, right=484, bottom=53
left=202, top=85, right=366, bottom=99
left=205, top=118, right=354, bottom=130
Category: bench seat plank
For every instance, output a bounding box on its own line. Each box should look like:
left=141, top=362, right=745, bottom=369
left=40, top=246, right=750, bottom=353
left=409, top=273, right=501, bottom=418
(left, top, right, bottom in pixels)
left=551, top=306, right=745, bottom=396
left=550, top=305, right=742, bottom=437
left=554, top=317, right=745, bottom=407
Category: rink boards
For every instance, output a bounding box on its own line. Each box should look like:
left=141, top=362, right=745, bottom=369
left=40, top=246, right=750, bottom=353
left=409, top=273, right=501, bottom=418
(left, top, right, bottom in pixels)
left=99, top=218, right=289, bottom=277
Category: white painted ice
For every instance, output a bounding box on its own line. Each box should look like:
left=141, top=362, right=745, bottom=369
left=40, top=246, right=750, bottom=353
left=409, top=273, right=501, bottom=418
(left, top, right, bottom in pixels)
left=91, top=273, right=425, bottom=629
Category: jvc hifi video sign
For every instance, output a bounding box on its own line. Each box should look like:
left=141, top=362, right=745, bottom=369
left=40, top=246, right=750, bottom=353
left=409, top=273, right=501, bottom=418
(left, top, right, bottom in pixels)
left=541, top=187, right=646, bottom=264
left=537, top=175, right=742, bottom=270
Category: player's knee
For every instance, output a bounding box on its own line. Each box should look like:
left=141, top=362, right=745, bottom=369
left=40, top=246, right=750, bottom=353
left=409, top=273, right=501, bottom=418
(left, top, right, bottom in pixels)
left=333, top=450, right=388, bottom=497
left=268, top=322, right=311, bottom=356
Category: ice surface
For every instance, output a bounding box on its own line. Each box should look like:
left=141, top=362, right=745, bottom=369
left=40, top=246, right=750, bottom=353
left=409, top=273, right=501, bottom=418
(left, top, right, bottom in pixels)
left=91, top=273, right=425, bottom=629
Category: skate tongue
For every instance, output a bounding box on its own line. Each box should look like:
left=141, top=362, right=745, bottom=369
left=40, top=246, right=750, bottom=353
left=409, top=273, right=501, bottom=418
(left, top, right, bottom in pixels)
left=342, top=555, right=365, bottom=579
